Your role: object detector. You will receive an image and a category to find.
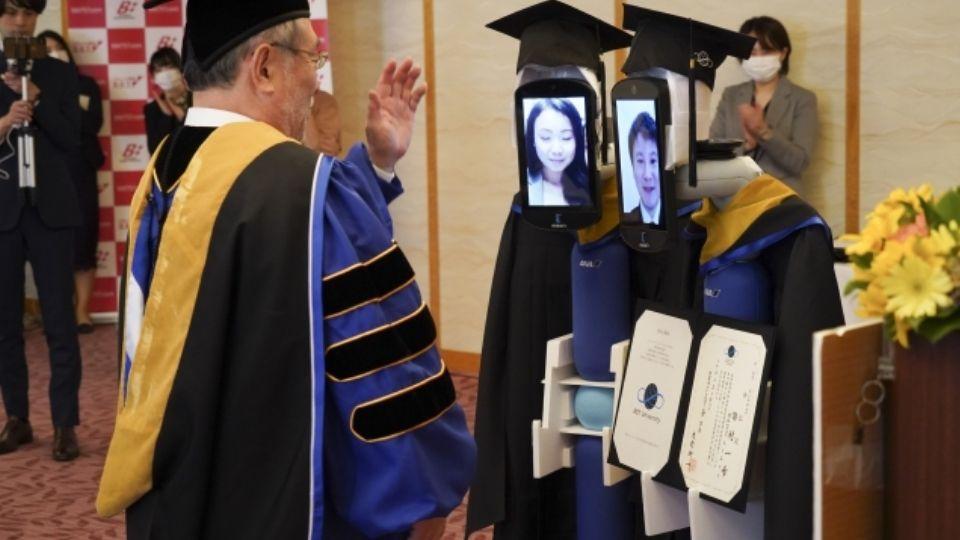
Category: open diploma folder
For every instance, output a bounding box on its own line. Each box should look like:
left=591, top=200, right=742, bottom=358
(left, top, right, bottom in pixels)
left=610, top=301, right=775, bottom=512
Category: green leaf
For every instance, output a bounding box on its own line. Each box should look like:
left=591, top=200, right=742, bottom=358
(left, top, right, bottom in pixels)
left=848, top=252, right=874, bottom=269
left=844, top=280, right=869, bottom=296
left=939, top=303, right=960, bottom=319
left=921, top=197, right=947, bottom=228
left=916, top=312, right=960, bottom=343
left=935, top=189, right=960, bottom=222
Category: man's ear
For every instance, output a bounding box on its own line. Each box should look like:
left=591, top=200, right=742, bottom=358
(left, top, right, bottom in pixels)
left=249, top=42, right=277, bottom=94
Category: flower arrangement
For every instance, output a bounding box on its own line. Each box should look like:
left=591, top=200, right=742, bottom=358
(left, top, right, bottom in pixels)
left=845, top=184, right=960, bottom=347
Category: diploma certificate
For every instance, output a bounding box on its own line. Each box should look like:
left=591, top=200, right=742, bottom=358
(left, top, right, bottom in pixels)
left=613, top=310, right=693, bottom=475
left=679, top=325, right=767, bottom=503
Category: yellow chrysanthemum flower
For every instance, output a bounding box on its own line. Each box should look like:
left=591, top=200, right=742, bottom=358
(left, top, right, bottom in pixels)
left=852, top=264, right=874, bottom=283
left=893, top=317, right=912, bottom=348
left=879, top=256, right=954, bottom=320
left=914, top=236, right=947, bottom=269
left=856, top=282, right=888, bottom=319
left=871, top=238, right=911, bottom=278
left=929, top=224, right=959, bottom=254
left=887, top=184, right=933, bottom=213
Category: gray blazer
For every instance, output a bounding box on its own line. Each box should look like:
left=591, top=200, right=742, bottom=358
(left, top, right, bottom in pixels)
left=709, top=77, right=818, bottom=190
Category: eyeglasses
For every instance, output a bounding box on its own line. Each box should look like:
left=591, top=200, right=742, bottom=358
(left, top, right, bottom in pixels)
left=270, top=42, right=328, bottom=70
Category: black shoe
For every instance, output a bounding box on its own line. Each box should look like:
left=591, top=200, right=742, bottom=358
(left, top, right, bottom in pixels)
left=52, top=426, right=79, bottom=461
left=0, top=417, right=34, bottom=455
left=77, top=323, right=94, bottom=334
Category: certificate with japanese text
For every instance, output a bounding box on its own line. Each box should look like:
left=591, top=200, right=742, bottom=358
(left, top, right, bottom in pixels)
left=679, top=325, right=768, bottom=504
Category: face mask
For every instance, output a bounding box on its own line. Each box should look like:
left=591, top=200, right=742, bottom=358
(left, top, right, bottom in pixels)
left=154, top=69, right=183, bottom=92
left=741, top=55, right=781, bottom=83
left=48, top=49, right=70, bottom=63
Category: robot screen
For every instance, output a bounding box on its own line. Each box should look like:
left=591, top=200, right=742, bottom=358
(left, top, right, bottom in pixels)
left=616, top=99, right=664, bottom=228
left=521, top=96, right=593, bottom=208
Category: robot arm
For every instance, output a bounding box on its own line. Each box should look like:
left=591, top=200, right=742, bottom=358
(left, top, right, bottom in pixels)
left=675, top=156, right=762, bottom=208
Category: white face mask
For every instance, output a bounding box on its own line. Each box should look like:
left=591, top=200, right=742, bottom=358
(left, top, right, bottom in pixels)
left=741, top=55, right=782, bottom=83
left=48, top=49, right=69, bottom=63
left=154, top=69, right=183, bottom=92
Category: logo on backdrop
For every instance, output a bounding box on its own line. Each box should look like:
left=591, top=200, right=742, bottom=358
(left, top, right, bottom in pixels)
left=156, top=35, right=178, bottom=50
left=97, top=172, right=115, bottom=207
left=146, top=28, right=184, bottom=57
left=112, top=172, right=141, bottom=206
left=68, top=0, right=107, bottom=28
left=121, top=143, right=144, bottom=161
left=112, top=136, right=149, bottom=171
left=145, top=0, right=183, bottom=26
left=72, top=40, right=103, bottom=54
left=69, top=29, right=109, bottom=65
left=113, top=75, right=143, bottom=90
left=108, top=29, right=146, bottom=63
left=116, top=0, right=139, bottom=19
left=107, top=0, right=146, bottom=28
left=109, top=64, right=148, bottom=100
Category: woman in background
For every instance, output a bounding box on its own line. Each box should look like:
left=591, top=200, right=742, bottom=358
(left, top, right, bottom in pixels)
left=524, top=98, right=590, bottom=206
left=144, top=47, right=190, bottom=154
left=709, top=16, right=818, bottom=194
left=39, top=30, right=104, bottom=332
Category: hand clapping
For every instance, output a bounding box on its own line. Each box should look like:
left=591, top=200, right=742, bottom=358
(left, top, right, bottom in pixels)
left=737, top=102, right=767, bottom=149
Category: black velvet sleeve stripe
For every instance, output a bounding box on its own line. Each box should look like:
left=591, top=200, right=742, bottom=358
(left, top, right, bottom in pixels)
left=350, top=363, right=457, bottom=443
left=323, top=244, right=417, bottom=319
left=325, top=303, right=438, bottom=382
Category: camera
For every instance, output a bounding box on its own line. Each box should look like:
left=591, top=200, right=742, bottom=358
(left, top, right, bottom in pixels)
left=3, top=36, right=46, bottom=76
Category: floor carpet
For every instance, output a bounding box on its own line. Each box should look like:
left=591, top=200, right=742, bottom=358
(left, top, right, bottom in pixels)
left=0, top=325, right=491, bottom=539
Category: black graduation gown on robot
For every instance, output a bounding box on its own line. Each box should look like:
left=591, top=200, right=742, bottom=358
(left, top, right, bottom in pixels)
left=468, top=195, right=578, bottom=539
left=467, top=2, right=633, bottom=537
left=683, top=176, right=844, bottom=540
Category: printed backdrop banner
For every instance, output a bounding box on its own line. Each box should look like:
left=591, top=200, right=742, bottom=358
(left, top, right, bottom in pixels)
left=66, top=0, right=331, bottom=316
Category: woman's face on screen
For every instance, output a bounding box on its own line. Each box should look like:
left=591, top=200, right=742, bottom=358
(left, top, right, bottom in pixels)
left=632, top=136, right=660, bottom=210
left=533, top=108, right=576, bottom=176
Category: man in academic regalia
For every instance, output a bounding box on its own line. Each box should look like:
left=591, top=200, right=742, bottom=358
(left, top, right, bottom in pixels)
left=95, top=1, right=475, bottom=538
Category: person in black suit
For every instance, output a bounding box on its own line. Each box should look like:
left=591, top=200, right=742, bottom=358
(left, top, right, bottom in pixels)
left=39, top=29, right=105, bottom=333
left=0, top=0, right=83, bottom=461
left=144, top=47, right=189, bottom=154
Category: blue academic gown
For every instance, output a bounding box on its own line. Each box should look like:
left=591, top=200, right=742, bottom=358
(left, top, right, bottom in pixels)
left=99, top=121, right=476, bottom=539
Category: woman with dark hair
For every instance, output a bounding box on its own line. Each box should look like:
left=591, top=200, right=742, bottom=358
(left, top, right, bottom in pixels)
left=144, top=46, right=190, bottom=153
left=524, top=98, right=590, bottom=206
left=39, top=30, right=104, bottom=332
left=709, top=16, right=818, bottom=193
left=626, top=111, right=660, bottom=224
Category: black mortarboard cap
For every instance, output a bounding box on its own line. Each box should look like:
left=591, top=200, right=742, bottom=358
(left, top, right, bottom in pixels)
left=487, top=0, right=633, bottom=74
left=621, top=5, right=754, bottom=89
left=620, top=5, right=754, bottom=188
left=145, top=0, right=311, bottom=70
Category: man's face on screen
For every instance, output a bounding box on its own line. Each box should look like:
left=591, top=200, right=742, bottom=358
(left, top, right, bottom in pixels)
left=632, top=136, right=660, bottom=211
